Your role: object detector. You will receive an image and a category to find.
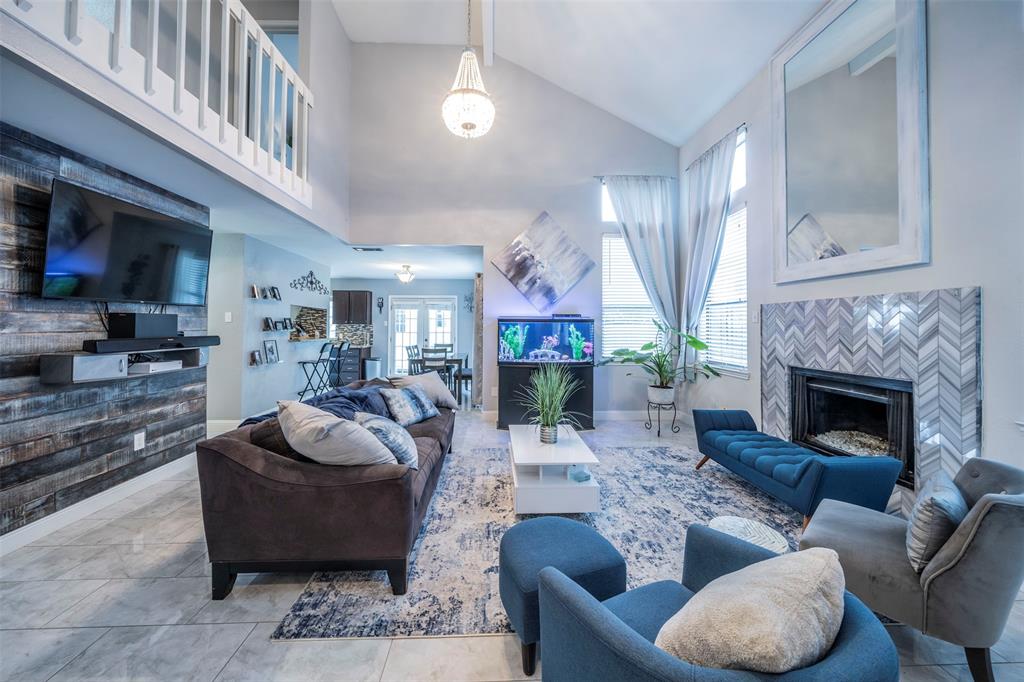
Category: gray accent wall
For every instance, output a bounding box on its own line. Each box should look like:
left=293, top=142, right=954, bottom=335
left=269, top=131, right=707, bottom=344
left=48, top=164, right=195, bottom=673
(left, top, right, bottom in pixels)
left=678, top=0, right=1024, bottom=468
left=329, top=277, right=476, bottom=375
left=0, top=124, right=209, bottom=534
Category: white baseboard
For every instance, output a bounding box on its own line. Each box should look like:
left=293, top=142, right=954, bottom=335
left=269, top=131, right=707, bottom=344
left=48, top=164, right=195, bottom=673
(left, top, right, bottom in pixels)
left=0, top=453, right=197, bottom=556
left=478, top=410, right=690, bottom=425
left=207, top=419, right=239, bottom=437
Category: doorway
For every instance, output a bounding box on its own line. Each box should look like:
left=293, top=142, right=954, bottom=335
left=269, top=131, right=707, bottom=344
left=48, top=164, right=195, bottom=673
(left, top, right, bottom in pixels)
left=388, top=296, right=458, bottom=375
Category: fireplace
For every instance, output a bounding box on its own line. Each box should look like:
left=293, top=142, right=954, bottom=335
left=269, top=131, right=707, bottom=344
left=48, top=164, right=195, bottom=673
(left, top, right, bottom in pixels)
left=790, top=367, right=915, bottom=488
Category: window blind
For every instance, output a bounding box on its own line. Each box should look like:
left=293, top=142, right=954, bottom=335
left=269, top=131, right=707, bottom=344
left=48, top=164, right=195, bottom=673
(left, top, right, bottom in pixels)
left=700, top=206, right=748, bottom=371
left=601, top=233, right=658, bottom=356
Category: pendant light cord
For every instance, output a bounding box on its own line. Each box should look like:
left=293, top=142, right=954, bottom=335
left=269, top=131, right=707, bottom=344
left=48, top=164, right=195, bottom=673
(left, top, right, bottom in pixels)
left=466, top=0, right=471, bottom=48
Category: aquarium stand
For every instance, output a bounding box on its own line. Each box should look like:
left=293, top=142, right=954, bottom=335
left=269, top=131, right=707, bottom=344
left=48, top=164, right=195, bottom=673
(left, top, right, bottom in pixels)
left=498, top=363, right=594, bottom=430
left=646, top=401, right=680, bottom=438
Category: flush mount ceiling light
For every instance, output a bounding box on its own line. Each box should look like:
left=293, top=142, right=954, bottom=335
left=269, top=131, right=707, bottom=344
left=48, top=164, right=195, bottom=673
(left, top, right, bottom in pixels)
left=441, top=0, right=494, bottom=139
left=396, top=265, right=416, bottom=284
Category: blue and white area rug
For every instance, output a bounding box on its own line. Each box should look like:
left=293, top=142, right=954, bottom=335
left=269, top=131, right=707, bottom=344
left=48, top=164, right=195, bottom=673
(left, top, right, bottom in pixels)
left=272, top=444, right=802, bottom=640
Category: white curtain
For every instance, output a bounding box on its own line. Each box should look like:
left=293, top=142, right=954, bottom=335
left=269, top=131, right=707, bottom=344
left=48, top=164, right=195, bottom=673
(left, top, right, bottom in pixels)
left=681, top=128, right=739, bottom=373
left=604, top=175, right=680, bottom=330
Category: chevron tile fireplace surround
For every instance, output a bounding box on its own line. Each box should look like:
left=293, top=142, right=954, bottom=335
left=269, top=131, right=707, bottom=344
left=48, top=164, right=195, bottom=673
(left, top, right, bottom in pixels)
left=760, top=288, right=981, bottom=509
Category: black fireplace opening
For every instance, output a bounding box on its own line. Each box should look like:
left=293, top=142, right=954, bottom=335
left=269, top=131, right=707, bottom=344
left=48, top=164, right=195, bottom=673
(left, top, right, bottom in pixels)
left=790, top=367, right=915, bottom=488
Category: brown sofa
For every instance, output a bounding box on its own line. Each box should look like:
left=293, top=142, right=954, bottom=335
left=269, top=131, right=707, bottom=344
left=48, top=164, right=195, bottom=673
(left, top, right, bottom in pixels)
left=196, top=405, right=455, bottom=598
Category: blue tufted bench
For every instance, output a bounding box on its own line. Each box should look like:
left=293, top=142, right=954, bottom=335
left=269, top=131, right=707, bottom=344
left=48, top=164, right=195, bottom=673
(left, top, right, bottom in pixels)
left=692, top=410, right=903, bottom=527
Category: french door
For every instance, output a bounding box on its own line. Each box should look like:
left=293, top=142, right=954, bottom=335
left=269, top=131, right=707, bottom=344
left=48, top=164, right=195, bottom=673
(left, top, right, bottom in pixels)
left=389, top=296, right=458, bottom=375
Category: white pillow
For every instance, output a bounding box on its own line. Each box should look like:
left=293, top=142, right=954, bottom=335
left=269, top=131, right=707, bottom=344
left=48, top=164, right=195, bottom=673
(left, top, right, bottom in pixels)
left=389, top=371, right=458, bottom=409
left=277, top=400, right=397, bottom=466
left=655, top=547, right=845, bottom=673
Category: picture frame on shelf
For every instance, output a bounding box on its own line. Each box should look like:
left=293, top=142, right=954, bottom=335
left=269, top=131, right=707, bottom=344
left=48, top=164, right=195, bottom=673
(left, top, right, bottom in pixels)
left=283, top=317, right=293, bottom=329
left=260, top=287, right=271, bottom=299
left=263, top=317, right=274, bottom=331
left=251, top=284, right=260, bottom=299
left=250, top=350, right=263, bottom=366
left=274, top=321, right=285, bottom=331
left=270, top=286, right=282, bottom=300
left=263, top=339, right=280, bottom=364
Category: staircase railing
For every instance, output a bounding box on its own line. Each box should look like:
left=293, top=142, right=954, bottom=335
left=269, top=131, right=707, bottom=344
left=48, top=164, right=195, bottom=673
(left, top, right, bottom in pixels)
left=2, top=0, right=313, bottom=206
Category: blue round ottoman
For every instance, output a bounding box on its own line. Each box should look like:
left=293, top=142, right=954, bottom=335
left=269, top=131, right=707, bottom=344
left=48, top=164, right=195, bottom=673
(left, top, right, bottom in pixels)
left=499, top=517, right=627, bottom=676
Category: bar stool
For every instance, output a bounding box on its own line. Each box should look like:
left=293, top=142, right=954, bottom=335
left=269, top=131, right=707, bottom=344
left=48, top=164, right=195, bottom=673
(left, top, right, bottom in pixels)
left=298, top=343, right=333, bottom=400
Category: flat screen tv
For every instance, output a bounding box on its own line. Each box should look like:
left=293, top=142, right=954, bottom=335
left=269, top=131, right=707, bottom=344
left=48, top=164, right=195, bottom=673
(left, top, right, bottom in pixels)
left=41, top=179, right=212, bottom=306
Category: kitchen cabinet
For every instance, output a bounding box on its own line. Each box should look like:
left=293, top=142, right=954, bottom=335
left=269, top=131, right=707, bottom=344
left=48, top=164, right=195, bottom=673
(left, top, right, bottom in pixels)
left=332, top=290, right=372, bottom=324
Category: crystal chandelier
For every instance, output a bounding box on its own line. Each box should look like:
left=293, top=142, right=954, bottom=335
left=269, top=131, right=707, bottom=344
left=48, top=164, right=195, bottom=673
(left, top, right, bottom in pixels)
left=396, top=265, right=416, bottom=284
left=441, top=0, right=495, bottom=139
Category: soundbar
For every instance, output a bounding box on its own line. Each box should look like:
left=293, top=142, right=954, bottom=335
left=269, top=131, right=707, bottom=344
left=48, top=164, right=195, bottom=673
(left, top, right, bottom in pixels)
left=83, top=335, right=221, bottom=354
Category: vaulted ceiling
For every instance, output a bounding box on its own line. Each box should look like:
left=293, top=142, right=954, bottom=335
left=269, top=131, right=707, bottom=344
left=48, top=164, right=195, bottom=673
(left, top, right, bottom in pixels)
left=332, top=0, right=823, bottom=145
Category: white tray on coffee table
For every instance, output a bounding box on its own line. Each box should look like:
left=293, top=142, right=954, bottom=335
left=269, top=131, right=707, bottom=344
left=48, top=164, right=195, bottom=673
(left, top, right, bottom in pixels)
left=509, top=425, right=599, bottom=515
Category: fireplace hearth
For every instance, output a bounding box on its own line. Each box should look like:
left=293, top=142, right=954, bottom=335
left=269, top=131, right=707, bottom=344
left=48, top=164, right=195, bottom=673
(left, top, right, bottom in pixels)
left=790, top=367, right=915, bottom=488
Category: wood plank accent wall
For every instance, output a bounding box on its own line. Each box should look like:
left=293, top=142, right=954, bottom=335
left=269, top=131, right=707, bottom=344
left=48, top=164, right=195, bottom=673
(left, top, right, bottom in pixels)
left=0, top=123, right=211, bottom=535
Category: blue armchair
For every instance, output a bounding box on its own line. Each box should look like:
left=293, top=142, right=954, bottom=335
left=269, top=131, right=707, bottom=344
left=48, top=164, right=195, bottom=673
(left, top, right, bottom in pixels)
left=538, top=525, right=899, bottom=681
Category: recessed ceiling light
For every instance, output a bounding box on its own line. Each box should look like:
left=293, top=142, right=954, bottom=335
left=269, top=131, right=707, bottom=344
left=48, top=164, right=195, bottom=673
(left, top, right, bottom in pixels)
left=352, top=247, right=383, bottom=252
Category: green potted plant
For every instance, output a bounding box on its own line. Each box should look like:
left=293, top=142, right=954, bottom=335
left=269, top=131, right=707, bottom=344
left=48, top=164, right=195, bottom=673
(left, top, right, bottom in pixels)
left=602, top=319, right=719, bottom=405
left=517, top=363, right=582, bottom=444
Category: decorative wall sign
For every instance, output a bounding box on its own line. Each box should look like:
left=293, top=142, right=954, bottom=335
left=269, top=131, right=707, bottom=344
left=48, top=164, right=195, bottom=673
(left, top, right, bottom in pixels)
left=289, top=270, right=330, bottom=295
left=491, top=212, right=596, bottom=312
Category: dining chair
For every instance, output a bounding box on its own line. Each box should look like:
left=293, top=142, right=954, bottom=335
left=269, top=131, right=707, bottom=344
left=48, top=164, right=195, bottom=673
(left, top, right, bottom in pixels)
left=405, top=345, right=421, bottom=359
left=421, top=347, right=451, bottom=385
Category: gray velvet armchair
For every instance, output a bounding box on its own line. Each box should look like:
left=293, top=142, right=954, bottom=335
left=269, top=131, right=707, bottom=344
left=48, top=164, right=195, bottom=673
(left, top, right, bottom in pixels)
left=800, top=458, right=1024, bottom=682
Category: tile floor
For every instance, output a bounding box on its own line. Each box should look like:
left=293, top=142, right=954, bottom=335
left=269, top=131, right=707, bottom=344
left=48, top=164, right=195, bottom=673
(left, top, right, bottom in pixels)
left=1, top=412, right=1021, bottom=681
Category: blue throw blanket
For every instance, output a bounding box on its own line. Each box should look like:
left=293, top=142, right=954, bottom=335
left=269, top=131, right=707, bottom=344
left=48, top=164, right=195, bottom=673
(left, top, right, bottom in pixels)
left=239, top=386, right=391, bottom=427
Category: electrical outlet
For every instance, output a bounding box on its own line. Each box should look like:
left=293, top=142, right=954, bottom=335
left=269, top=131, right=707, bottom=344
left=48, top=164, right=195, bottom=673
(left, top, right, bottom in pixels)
left=133, top=431, right=146, bottom=451
left=491, top=386, right=498, bottom=397
left=224, top=311, right=233, bottom=323
left=751, top=310, right=760, bottom=323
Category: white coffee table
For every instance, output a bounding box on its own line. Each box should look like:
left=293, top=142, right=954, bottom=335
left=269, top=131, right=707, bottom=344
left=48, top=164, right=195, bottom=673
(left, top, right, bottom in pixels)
left=509, top=425, right=600, bottom=514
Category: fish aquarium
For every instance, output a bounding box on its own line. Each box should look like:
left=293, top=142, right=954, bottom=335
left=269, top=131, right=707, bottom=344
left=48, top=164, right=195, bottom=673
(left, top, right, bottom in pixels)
left=498, top=317, right=595, bottom=365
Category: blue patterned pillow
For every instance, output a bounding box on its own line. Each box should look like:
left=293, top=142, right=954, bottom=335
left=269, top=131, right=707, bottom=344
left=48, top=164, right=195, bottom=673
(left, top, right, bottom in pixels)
left=355, top=412, right=418, bottom=469
left=379, top=385, right=440, bottom=427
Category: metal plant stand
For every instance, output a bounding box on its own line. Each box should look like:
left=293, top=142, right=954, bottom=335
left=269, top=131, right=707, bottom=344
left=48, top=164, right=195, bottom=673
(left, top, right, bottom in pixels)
left=646, top=401, right=680, bottom=437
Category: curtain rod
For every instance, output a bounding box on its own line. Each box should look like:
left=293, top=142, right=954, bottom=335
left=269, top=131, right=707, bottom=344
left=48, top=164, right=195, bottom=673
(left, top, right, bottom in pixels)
left=684, top=122, right=748, bottom=173
left=593, top=174, right=677, bottom=182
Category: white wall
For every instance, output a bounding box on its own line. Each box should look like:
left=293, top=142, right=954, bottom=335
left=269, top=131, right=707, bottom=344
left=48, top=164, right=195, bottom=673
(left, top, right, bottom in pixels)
left=330, top=277, right=476, bottom=375
left=207, top=234, right=331, bottom=420
left=678, top=0, right=1024, bottom=466
left=346, top=43, right=679, bottom=412
left=299, top=0, right=352, bottom=241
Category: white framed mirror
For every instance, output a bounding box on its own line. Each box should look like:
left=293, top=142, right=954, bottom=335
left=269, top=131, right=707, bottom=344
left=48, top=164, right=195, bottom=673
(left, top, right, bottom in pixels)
left=771, top=0, right=929, bottom=283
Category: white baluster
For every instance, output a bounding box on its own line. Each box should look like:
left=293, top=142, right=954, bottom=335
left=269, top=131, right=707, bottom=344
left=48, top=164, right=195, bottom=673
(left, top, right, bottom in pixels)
left=291, top=74, right=299, bottom=189
left=278, top=65, right=287, bottom=181
left=66, top=0, right=83, bottom=44
left=266, top=60, right=276, bottom=175
left=111, top=0, right=130, bottom=72
left=218, top=0, right=229, bottom=142
left=144, top=0, right=158, bottom=95
left=252, top=34, right=262, bottom=165
left=236, top=10, right=247, bottom=155
left=198, top=0, right=211, bottom=129
left=173, top=0, right=187, bottom=114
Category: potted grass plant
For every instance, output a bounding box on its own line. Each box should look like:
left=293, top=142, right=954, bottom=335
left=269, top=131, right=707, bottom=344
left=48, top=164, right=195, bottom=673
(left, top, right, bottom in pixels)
left=602, top=319, right=719, bottom=405
left=517, top=363, right=582, bottom=444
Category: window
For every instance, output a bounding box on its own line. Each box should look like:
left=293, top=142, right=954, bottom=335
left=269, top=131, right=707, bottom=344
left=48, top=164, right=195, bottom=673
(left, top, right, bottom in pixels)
left=601, top=233, right=658, bottom=355
left=700, top=131, right=748, bottom=373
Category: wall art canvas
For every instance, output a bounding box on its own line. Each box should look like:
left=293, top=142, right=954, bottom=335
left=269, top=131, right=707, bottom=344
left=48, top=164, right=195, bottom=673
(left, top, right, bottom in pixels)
left=491, top=212, right=596, bottom=312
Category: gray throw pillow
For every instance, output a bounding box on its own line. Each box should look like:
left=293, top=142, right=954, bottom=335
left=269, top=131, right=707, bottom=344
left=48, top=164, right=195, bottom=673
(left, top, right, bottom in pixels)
left=655, top=547, right=845, bottom=673
left=277, top=401, right=397, bottom=466
left=379, top=385, right=440, bottom=427
left=906, top=471, right=969, bottom=572
left=355, top=412, right=419, bottom=469
left=390, top=371, right=459, bottom=409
